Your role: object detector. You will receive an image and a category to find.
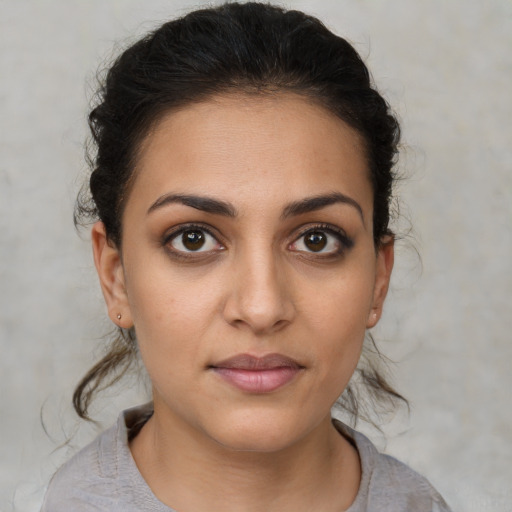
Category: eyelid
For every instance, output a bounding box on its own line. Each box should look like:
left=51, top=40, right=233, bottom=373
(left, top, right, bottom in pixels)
left=290, top=223, right=354, bottom=254
left=162, top=223, right=225, bottom=257
left=163, top=222, right=219, bottom=243
left=160, top=222, right=352, bottom=259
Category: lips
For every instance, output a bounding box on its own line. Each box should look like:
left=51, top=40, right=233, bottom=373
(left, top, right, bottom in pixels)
left=209, top=353, right=304, bottom=393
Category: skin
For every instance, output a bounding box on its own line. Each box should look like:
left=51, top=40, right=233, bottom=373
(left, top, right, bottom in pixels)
left=92, top=93, right=394, bottom=512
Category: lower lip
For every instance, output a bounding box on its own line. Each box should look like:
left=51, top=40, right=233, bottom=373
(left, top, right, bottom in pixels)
left=212, top=367, right=301, bottom=393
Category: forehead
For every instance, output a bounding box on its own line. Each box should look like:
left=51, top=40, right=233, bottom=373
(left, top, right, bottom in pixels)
left=128, top=93, right=373, bottom=220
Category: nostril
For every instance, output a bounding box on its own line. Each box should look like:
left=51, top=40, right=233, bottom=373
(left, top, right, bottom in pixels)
left=272, top=319, right=290, bottom=331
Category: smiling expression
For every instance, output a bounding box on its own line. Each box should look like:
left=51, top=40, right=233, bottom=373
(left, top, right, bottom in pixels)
left=93, top=93, right=393, bottom=452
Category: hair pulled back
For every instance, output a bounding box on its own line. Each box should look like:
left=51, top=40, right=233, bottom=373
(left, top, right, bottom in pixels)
left=74, top=2, right=404, bottom=422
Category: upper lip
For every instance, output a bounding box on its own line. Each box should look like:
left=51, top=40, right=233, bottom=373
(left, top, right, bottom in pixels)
left=210, top=353, right=303, bottom=370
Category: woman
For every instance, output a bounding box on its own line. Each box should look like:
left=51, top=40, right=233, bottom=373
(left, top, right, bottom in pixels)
left=41, top=2, right=452, bottom=511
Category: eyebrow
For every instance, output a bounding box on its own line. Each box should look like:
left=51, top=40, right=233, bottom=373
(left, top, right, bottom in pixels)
left=281, top=192, right=364, bottom=221
left=147, top=191, right=363, bottom=221
left=147, top=193, right=237, bottom=217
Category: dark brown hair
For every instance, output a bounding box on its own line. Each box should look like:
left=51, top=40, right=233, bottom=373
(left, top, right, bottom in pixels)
left=74, top=1, right=405, bottom=422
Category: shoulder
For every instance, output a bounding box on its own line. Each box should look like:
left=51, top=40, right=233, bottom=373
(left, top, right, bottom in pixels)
left=40, top=422, right=120, bottom=511
left=362, top=449, right=452, bottom=512
left=333, top=420, right=453, bottom=512
left=40, top=404, right=155, bottom=512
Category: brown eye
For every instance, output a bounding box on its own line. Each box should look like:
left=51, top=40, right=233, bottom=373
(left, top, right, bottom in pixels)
left=289, top=226, right=352, bottom=257
left=182, top=230, right=205, bottom=251
left=167, top=227, right=221, bottom=254
left=304, top=231, right=327, bottom=252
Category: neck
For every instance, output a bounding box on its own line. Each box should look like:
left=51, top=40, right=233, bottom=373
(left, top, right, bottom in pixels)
left=130, top=402, right=360, bottom=512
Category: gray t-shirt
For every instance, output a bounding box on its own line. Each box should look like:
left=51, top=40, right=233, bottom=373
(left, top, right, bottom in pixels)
left=41, top=404, right=452, bottom=511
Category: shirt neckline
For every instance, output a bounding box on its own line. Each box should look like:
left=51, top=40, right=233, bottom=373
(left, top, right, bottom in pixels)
left=115, top=403, right=374, bottom=512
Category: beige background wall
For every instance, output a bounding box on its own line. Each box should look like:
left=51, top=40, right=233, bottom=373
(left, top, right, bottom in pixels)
left=1, top=1, right=511, bottom=511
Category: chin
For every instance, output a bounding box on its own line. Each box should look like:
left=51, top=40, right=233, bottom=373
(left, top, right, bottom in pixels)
left=201, top=408, right=312, bottom=454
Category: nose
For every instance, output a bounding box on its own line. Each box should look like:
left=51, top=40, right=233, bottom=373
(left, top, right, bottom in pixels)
left=222, top=248, right=296, bottom=335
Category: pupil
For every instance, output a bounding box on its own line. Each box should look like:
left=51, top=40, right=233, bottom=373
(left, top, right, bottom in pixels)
left=305, top=232, right=326, bottom=251
left=183, top=230, right=205, bottom=250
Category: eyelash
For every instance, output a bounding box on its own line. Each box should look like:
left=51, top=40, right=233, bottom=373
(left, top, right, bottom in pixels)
left=290, top=224, right=354, bottom=257
left=161, top=223, right=353, bottom=260
left=162, top=223, right=224, bottom=260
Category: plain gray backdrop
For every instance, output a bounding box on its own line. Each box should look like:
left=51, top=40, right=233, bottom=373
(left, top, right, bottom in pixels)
left=1, top=1, right=511, bottom=511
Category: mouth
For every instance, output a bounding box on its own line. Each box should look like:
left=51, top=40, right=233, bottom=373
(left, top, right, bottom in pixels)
left=208, top=353, right=304, bottom=393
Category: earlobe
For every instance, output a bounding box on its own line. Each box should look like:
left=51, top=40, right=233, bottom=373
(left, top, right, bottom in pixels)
left=366, top=236, right=394, bottom=329
left=91, top=221, right=133, bottom=328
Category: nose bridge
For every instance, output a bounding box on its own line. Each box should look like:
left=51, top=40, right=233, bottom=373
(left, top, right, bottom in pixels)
left=224, top=240, right=294, bottom=334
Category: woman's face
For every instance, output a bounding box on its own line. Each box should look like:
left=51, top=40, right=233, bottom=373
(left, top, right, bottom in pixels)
left=93, top=93, right=393, bottom=452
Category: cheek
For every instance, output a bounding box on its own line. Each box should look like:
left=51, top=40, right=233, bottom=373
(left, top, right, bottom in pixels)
left=123, top=260, right=225, bottom=363
left=299, top=263, right=375, bottom=383
left=303, top=264, right=375, bottom=336
left=126, top=247, right=221, bottom=316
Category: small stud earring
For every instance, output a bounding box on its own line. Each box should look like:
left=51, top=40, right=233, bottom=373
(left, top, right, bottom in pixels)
left=117, top=314, right=122, bottom=320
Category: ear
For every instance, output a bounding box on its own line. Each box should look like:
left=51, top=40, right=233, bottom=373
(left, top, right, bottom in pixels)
left=91, top=221, right=133, bottom=329
left=366, top=236, right=394, bottom=329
